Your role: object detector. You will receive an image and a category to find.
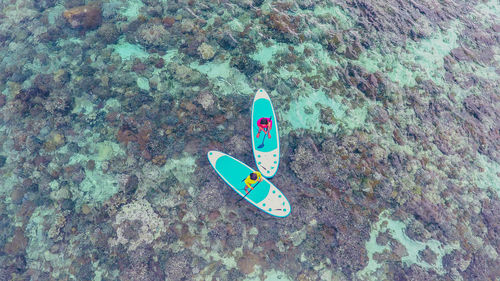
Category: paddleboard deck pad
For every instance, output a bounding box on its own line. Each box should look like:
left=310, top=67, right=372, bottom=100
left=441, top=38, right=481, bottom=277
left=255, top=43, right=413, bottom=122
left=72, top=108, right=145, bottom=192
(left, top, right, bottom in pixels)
left=252, top=89, right=280, bottom=178
left=207, top=151, right=290, bottom=217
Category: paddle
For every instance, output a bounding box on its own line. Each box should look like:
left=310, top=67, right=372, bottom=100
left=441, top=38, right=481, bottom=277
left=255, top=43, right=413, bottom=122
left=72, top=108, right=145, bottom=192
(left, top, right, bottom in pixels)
left=257, top=116, right=272, bottom=149
left=237, top=181, right=260, bottom=203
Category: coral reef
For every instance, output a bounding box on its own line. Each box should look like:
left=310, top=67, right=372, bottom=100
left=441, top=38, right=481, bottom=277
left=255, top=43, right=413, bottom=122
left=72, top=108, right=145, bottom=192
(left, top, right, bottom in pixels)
left=109, top=199, right=165, bottom=252
left=0, top=0, right=498, bottom=280
left=63, top=3, right=102, bottom=30
left=198, top=42, right=216, bottom=60
left=135, top=23, right=170, bottom=49
left=97, top=23, right=120, bottom=45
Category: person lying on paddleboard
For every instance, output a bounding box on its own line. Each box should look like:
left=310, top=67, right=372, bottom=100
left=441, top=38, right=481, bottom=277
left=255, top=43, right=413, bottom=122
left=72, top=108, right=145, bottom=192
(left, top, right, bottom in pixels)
left=244, top=171, right=263, bottom=193
left=256, top=117, right=272, bottom=139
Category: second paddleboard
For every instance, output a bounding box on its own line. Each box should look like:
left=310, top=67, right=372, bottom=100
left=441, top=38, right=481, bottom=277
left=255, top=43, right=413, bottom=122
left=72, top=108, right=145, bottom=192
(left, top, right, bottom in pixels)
left=251, top=89, right=280, bottom=178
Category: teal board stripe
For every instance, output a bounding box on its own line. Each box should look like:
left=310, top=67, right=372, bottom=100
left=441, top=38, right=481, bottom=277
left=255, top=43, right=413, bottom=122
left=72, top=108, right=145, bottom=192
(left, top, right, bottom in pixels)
left=215, top=155, right=270, bottom=203
left=252, top=99, right=278, bottom=152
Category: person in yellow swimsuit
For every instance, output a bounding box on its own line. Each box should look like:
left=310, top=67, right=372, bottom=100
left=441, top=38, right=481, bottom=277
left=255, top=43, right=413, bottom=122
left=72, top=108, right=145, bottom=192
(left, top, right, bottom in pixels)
left=244, top=171, right=262, bottom=194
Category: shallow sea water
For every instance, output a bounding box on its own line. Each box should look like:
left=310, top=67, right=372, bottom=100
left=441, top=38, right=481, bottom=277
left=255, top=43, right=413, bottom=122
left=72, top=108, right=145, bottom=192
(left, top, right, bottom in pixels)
left=0, top=0, right=499, bottom=280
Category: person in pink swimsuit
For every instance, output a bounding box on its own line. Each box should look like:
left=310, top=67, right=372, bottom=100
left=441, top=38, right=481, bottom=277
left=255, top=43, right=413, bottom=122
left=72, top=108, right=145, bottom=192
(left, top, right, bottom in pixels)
left=256, top=117, right=272, bottom=139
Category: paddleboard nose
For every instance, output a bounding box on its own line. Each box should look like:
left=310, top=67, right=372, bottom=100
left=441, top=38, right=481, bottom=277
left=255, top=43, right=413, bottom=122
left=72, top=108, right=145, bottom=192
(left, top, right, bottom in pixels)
left=207, top=150, right=224, bottom=165
left=254, top=88, right=269, bottom=100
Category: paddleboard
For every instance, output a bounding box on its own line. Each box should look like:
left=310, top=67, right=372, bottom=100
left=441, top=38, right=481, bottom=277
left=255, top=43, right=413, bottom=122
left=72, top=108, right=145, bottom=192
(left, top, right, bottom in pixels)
left=251, top=89, right=280, bottom=178
left=207, top=151, right=290, bottom=217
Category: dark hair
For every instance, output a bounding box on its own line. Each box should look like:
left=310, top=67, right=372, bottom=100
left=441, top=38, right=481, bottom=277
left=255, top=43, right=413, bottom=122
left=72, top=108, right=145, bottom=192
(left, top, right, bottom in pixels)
left=261, top=118, right=268, bottom=125
left=250, top=173, right=257, bottom=180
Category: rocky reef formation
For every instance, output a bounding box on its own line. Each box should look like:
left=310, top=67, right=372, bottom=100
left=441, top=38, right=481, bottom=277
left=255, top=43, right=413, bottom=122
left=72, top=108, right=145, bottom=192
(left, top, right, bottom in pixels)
left=0, top=0, right=498, bottom=280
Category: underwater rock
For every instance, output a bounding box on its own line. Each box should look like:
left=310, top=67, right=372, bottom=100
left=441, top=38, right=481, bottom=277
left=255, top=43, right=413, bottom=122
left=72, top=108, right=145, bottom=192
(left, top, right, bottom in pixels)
left=32, top=73, right=55, bottom=93
left=122, top=220, right=142, bottom=241
left=208, top=223, right=228, bottom=242
left=65, top=0, right=85, bottom=8
left=226, top=135, right=250, bottom=155
left=81, top=204, right=92, bottom=215
left=34, top=0, right=57, bottom=11
left=110, top=199, right=165, bottom=252
left=226, top=225, right=244, bottom=248
left=58, top=164, right=77, bottom=186
left=450, top=47, right=474, bottom=61
left=319, top=106, right=336, bottom=125
left=481, top=198, right=500, bottom=239
left=290, top=145, right=330, bottom=186
left=327, top=33, right=344, bottom=51
left=267, top=11, right=300, bottom=38
left=22, top=179, right=38, bottom=194
left=43, top=132, right=65, bottom=152
left=237, top=251, right=264, bottom=274
left=170, top=63, right=203, bottom=85
left=151, top=155, right=166, bottom=166
left=179, top=35, right=204, bottom=57
left=152, top=57, right=165, bottom=69
left=230, top=55, right=262, bottom=76
left=78, top=64, right=97, bottom=77
left=162, top=17, right=175, bottom=28
left=60, top=198, right=75, bottom=211
left=75, top=262, right=95, bottom=280
left=195, top=91, right=214, bottom=111
left=97, top=23, right=120, bottom=44
left=419, top=246, right=437, bottom=265
left=53, top=69, right=71, bottom=88
left=463, top=94, right=496, bottom=123
left=50, top=186, right=71, bottom=202
left=198, top=42, right=215, bottom=60
left=25, top=137, right=43, bottom=154
left=462, top=93, right=500, bottom=159
left=4, top=228, right=27, bottom=255
left=376, top=229, right=391, bottom=246
left=131, top=59, right=147, bottom=73
left=164, top=252, right=192, bottom=281
left=121, top=245, right=165, bottom=281
left=0, top=95, right=6, bottom=108
left=43, top=92, right=73, bottom=116
left=48, top=211, right=69, bottom=241
left=86, top=159, right=95, bottom=171
left=345, top=41, right=363, bottom=60
left=3, top=65, right=29, bottom=84
left=359, top=73, right=386, bottom=100
left=0, top=155, right=6, bottom=167
left=14, top=87, right=50, bottom=115
left=136, top=23, right=169, bottom=49
left=63, top=4, right=102, bottom=30
left=197, top=183, right=225, bottom=211
left=464, top=252, right=500, bottom=280
left=180, top=19, right=196, bottom=34
left=404, top=264, right=440, bottom=281
left=10, top=186, right=25, bottom=205
left=405, top=219, right=430, bottom=242
left=219, top=33, right=238, bottom=50
left=124, top=175, right=139, bottom=195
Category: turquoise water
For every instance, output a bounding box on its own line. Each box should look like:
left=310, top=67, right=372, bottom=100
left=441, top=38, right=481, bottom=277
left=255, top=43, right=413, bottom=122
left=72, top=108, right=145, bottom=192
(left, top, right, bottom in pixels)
left=0, top=0, right=499, bottom=280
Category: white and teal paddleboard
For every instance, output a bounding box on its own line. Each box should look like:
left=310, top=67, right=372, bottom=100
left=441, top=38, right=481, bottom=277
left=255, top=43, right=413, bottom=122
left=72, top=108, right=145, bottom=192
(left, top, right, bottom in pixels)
left=207, top=151, right=290, bottom=217
left=251, top=89, right=280, bottom=178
